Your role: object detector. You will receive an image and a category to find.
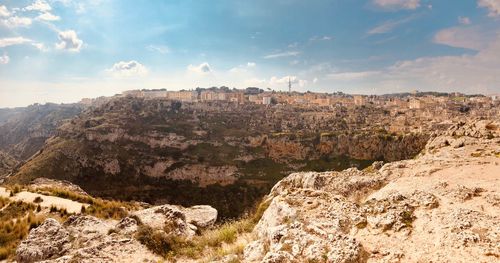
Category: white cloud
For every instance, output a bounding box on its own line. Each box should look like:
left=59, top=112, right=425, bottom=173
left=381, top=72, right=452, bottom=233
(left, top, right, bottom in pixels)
left=334, top=33, right=500, bottom=95
left=24, top=0, right=52, bottom=12
left=263, top=51, right=300, bottom=59
left=0, top=5, right=10, bottom=17
left=187, top=62, right=211, bottom=74
left=433, top=26, right=492, bottom=50
left=229, top=62, right=256, bottom=74
left=458, top=16, right=471, bottom=25
left=147, top=44, right=170, bottom=54
left=310, top=36, right=333, bottom=41
left=55, top=30, right=83, bottom=52
left=2, top=16, right=32, bottom=28
left=32, top=42, right=47, bottom=51
left=37, top=12, right=60, bottom=21
left=382, top=34, right=500, bottom=94
left=0, top=54, right=9, bottom=64
left=0, top=37, right=32, bottom=47
left=478, top=0, right=500, bottom=17
left=327, top=71, right=380, bottom=81
left=368, top=15, right=417, bottom=35
left=75, top=0, right=105, bottom=14
left=106, top=60, right=148, bottom=78
left=373, top=0, right=420, bottom=10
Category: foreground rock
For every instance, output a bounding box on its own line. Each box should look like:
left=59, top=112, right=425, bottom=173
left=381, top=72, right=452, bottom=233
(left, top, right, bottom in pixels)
left=244, top=120, right=500, bottom=262
left=16, top=204, right=217, bottom=263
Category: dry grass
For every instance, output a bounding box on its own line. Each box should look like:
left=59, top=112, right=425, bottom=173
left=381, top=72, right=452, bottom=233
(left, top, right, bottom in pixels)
left=0, top=202, right=44, bottom=260
left=0, top=197, right=9, bottom=209
left=0, top=186, right=138, bottom=260
left=136, top=198, right=271, bottom=261
left=34, top=187, right=139, bottom=220
left=33, top=187, right=94, bottom=204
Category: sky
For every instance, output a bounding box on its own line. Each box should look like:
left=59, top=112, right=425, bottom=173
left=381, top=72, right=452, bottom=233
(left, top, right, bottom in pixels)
left=0, top=0, right=499, bottom=107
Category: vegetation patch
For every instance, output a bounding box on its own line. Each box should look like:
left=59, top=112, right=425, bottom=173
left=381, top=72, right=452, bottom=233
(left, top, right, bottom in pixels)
left=34, top=187, right=139, bottom=220
left=0, top=202, right=44, bottom=260
left=136, top=198, right=270, bottom=260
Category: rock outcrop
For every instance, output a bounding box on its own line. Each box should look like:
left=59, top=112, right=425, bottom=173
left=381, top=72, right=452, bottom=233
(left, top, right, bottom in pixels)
left=244, top=120, right=500, bottom=262
left=7, top=97, right=429, bottom=218
left=16, top=204, right=217, bottom=263
left=16, top=219, right=71, bottom=263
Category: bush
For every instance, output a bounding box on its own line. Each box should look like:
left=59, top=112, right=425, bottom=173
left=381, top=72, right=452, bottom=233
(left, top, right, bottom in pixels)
left=0, top=197, right=9, bottom=209
left=135, top=225, right=174, bottom=257
left=33, top=196, right=43, bottom=203
left=11, top=185, right=22, bottom=195
left=49, top=205, right=58, bottom=213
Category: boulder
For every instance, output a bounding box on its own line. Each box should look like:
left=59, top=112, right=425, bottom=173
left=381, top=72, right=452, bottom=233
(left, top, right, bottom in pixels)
left=184, top=205, right=218, bottom=228
left=17, top=218, right=71, bottom=263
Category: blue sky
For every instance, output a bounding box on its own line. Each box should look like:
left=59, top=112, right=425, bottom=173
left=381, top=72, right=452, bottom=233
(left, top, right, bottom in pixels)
left=0, top=0, right=499, bottom=107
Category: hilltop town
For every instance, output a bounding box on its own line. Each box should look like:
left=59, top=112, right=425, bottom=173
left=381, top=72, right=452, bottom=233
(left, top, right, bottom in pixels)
left=79, top=87, right=499, bottom=135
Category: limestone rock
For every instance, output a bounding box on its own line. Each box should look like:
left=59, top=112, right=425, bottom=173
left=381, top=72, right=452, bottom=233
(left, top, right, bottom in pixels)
left=184, top=205, right=218, bottom=228
left=243, top=120, right=500, bottom=262
left=17, top=218, right=71, bottom=263
left=133, top=204, right=195, bottom=236
left=115, top=216, right=139, bottom=235
left=16, top=203, right=217, bottom=262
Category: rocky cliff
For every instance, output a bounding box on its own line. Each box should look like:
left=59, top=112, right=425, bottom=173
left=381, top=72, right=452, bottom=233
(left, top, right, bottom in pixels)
left=6, top=97, right=429, bottom=218
left=9, top=120, right=499, bottom=262
left=242, top=120, right=500, bottom=262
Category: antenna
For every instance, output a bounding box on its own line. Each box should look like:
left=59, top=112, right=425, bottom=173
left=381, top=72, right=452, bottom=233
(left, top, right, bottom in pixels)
left=288, top=77, right=292, bottom=93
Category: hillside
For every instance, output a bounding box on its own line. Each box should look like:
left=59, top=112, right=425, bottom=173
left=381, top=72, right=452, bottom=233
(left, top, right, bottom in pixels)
left=7, top=97, right=429, bottom=218
left=0, top=103, right=83, bottom=179
left=4, top=119, right=498, bottom=262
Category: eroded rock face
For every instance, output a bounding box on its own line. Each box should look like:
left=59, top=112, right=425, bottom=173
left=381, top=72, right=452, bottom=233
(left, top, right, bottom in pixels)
left=244, top=120, right=500, bottom=262
left=17, top=219, right=71, bottom=263
left=16, top=203, right=218, bottom=263
left=8, top=97, right=430, bottom=220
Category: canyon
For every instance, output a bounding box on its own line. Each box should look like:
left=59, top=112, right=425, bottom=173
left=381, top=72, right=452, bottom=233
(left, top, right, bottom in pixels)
left=3, top=97, right=432, bottom=218
left=0, top=119, right=497, bottom=262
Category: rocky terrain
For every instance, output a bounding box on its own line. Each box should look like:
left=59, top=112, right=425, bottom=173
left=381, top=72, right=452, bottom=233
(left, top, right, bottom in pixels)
left=15, top=204, right=217, bottom=263
left=243, top=120, right=500, bottom=262
left=1, top=119, right=497, bottom=262
left=5, top=97, right=429, bottom=218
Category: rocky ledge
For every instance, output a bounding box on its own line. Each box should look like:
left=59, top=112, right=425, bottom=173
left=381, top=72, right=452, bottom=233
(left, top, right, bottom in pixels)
left=16, top=204, right=217, bottom=263
left=243, top=120, right=500, bottom=262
